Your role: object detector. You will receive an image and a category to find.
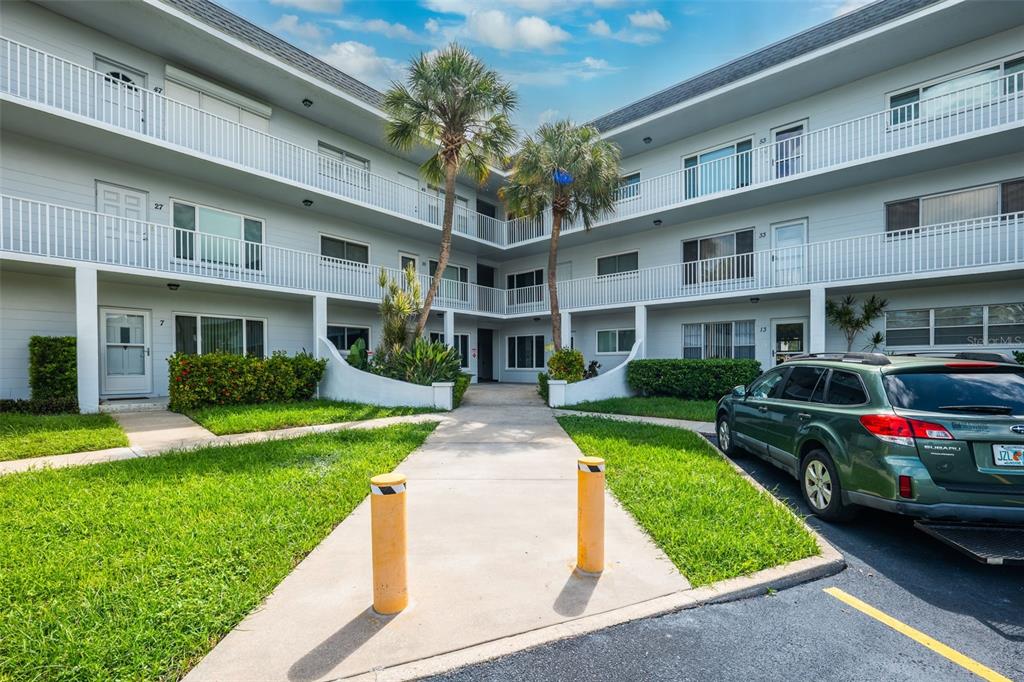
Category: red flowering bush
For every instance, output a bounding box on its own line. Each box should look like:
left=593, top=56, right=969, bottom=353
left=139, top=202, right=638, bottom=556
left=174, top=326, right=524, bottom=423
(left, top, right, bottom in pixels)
left=168, top=351, right=326, bottom=411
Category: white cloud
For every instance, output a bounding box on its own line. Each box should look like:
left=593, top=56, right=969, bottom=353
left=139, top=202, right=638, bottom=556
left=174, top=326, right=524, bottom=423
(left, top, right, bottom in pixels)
left=332, top=18, right=423, bottom=42
left=319, top=41, right=406, bottom=89
left=587, top=19, right=611, bottom=37
left=464, top=10, right=570, bottom=52
left=628, top=9, right=670, bottom=31
left=271, top=15, right=328, bottom=44
left=268, top=0, right=341, bottom=13
left=537, top=108, right=559, bottom=125
left=505, top=56, right=621, bottom=86
left=422, top=0, right=622, bottom=16
left=833, top=0, right=874, bottom=16
left=425, top=18, right=441, bottom=34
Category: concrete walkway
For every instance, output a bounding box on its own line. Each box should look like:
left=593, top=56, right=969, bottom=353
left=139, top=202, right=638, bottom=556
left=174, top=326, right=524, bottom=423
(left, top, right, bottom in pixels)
left=111, top=409, right=218, bottom=451
left=185, top=384, right=691, bottom=682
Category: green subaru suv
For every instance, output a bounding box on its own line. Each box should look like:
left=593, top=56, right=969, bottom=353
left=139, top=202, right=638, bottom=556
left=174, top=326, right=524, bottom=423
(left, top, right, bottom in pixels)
left=715, top=353, right=1024, bottom=522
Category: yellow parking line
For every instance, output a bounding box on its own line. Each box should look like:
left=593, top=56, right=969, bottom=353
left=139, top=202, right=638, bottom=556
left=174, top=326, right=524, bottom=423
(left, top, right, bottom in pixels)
left=824, top=587, right=1011, bottom=682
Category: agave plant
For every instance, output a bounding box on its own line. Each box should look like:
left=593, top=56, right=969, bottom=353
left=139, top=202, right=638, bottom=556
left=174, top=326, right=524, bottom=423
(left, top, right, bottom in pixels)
left=375, top=265, right=422, bottom=366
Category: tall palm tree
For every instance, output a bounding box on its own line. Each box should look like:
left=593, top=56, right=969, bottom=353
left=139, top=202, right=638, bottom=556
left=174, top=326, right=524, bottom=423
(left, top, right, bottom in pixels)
left=384, top=43, right=518, bottom=337
left=502, top=120, right=621, bottom=350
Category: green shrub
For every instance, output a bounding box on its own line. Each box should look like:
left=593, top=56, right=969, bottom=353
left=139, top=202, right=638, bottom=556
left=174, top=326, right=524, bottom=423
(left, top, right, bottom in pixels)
left=453, top=373, right=471, bottom=408
left=168, top=352, right=327, bottom=411
left=1014, top=350, right=1024, bottom=365
left=537, top=372, right=549, bottom=402
left=371, top=338, right=462, bottom=386
left=547, top=348, right=584, bottom=382
left=0, top=397, right=79, bottom=415
left=29, top=336, right=77, bottom=402
left=346, top=338, right=370, bottom=371
left=627, top=359, right=762, bottom=401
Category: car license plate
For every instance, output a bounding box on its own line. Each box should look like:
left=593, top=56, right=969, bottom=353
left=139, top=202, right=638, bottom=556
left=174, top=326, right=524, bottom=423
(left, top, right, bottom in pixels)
left=993, top=444, right=1024, bottom=467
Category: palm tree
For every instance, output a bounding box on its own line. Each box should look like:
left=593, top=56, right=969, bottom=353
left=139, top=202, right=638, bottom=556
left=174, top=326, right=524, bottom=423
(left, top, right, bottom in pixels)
left=502, top=120, right=621, bottom=350
left=383, top=43, right=518, bottom=337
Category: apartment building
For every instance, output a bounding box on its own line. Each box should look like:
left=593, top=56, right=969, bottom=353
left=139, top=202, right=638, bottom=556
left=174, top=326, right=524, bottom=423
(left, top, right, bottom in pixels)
left=1, top=0, right=1022, bottom=411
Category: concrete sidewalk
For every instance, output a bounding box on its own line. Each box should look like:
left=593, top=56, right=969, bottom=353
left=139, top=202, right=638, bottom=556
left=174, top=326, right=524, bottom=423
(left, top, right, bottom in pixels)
left=186, top=384, right=691, bottom=682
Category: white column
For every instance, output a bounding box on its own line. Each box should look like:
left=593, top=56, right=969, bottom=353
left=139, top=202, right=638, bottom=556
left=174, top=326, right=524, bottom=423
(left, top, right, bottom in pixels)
left=634, top=304, right=647, bottom=358
left=560, top=310, right=571, bottom=350
left=809, top=286, right=826, bottom=354
left=75, top=266, right=99, bottom=413
left=313, top=294, right=328, bottom=358
left=443, top=309, right=455, bottom=347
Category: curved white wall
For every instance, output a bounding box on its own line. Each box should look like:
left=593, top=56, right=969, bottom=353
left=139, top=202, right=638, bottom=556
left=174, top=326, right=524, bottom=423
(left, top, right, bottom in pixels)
left=548, top=340, right=641, bottom=407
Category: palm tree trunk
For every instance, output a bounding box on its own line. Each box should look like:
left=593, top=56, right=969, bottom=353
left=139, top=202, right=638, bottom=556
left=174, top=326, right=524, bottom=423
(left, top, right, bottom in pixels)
left=415, top=162, right=458, bottom=337
left=549, top=210, right=563, bottom=351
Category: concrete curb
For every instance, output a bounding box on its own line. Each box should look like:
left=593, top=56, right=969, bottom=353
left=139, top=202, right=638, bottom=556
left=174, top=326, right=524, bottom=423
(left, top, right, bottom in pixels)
left=341, top=415, right=845, bottom=681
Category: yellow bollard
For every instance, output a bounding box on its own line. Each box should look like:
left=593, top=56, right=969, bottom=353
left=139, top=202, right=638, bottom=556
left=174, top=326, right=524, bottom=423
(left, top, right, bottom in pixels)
left=577, top=456, right=605, bottom=575
left=370, top=472, right=408, bottom=615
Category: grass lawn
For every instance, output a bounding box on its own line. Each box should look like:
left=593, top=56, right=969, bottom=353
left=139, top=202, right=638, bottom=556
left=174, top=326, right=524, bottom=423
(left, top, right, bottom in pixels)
left=563, top=396, right=717, bottom=423
left=558, top=416, right=818, bottom=586
left=183, top=399, right=437, bottom=435
left=0, top=423, right=435, bottom=681
left=0, top=413, right=128, bottom=461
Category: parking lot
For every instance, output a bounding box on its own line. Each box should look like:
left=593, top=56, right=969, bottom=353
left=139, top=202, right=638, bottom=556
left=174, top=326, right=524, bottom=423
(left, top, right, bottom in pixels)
left=435, top=446, right=1024, bottom=682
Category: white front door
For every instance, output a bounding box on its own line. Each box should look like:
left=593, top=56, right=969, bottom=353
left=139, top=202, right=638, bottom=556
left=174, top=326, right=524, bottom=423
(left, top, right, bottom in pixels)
left=95, top=58, right=147, bottom=133
left=100, top=308, right=153, bottom=396
left=772, top=317, right=808, bottom=366
left=772, top=123, right=804, bottom=178
left=397, top=173, right=421, bottom=220
left=96, top=181, right=149, bottom=268
left=772, top=220, right=807, bottom=286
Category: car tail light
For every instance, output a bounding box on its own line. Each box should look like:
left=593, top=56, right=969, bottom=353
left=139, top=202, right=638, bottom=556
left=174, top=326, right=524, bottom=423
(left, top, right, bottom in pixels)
left=859, top=414, right=955, bottom=446
left=898, top=475, right=913, bottom=499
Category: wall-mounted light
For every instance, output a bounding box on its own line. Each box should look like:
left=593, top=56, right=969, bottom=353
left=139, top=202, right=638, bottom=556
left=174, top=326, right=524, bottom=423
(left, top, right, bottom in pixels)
left=302, top=98, right=313, bottom=108
left=302, top=199, right=314, bottom=207
left=750, top=297, right=760, bottom=304
left=653, top=219, right=663, bottom=226
left=642, top=136, right=652, bottom=144
left=167, top=283, right=180, bottom=291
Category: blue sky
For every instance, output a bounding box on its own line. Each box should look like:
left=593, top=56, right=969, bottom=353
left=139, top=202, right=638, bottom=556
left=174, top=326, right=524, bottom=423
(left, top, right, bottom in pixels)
left=221, top=0, right=874, bottom=129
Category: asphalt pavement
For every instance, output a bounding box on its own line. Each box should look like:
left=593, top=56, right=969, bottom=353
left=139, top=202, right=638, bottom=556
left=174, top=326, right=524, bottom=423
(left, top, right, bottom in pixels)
left=432, top=443, right=1024, bottom=682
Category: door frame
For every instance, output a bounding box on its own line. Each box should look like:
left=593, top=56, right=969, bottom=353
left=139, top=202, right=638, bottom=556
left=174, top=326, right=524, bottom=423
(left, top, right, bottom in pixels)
left=771, top=316, right=809, bottom=366
left=771, top=218, right=808, bottom=285
left=398, top=251, right=418, bottom=274
left=99, top=306, right=153, bottom=396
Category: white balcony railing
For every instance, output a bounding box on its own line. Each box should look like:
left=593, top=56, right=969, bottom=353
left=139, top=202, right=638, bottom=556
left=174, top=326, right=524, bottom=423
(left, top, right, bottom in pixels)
left=2, top=196, right=1021, bottom=318
left=2, top=36, right=1022, bottom=249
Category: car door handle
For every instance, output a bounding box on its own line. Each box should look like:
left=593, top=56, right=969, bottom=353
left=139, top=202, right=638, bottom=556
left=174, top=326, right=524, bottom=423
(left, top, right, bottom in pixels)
left=757, top=405, right=769, bottom=413
left=797, top=412, right=812, bottom=420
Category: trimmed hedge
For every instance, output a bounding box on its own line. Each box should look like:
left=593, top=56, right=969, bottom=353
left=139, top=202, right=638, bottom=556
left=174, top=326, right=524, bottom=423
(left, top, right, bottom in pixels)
left=453, top=373, right=471, bottom=409
left=29, top=336, right=77, bottom=402
left=627, top=359, right=762, bottom=401
left=0, top=397, right=79, bottom=415
left=537, top=372, right=549, bottom=402
left=168, top=352, right=326, bottom=411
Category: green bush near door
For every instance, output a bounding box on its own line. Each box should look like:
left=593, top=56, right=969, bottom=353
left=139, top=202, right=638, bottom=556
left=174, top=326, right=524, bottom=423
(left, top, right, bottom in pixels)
left=627, top=359, right=762, bottom=401
left=167, top=352, right=327, bottom=411
left=28, top=336, right=78, bottom=412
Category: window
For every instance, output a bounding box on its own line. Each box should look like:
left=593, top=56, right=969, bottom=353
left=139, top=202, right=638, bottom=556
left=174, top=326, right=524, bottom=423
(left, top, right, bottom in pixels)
left=597, top=252, right=638, bottom=277
left=885, top=179, right=1022, bottom=233
left=429, top=332, right=470, bottom=368
left=885, top=303, right=1022, bottom=347
left=507, top=334, right=545, bottom=369
left=597, top=328, right=636, bottom=354
left=327, top=325, right=369, bottom=353
left=684, top=139, right=752, bottom=198
left=320, top=235, right=369, bottom=265
left=683, top=228, right=754, bottom=282
left=618, top=172, right=641, bottom=200
left=506, top=268, right=544, bottom=305
left=318, top=142, right=370, bottom=191
left=430, top=260, right=470, bottom=302
left=884, top=368, right=1024, bottom=414
left=826, top=371, right=867, bottom=405
left=748, top=370, right=786, bottom=400
left=174, top=314, right=265, bottom=358
left=887, top=54, right=1024, bottom=125
left=779, top=366, right=826, bottom=402
left=171, top=201, right=263, bottom=269
left=164, top=65, right=270, bottom=132
left=682, top=320, right=755, bottom=359
left=885, top=198, right=920, bottom=233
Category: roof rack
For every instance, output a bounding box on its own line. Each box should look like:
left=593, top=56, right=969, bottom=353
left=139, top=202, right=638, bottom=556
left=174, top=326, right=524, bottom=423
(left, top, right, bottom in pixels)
left=783, top=352, right=891, bottom=366
left=889, top=351, right=1020, bottom=364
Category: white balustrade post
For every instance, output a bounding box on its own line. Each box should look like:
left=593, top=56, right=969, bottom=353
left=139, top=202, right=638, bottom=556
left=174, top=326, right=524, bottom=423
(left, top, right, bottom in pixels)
left=809, top=286, right=826, bottom=354
left=75, top=266, right=100, bottom=413
left=313, top=294, right=328, bottom=358
left=634, top=305, right=647, bottom=359
left=560, top=310, right=571, bottom=350
left=443, top=309, right=455, bottom=348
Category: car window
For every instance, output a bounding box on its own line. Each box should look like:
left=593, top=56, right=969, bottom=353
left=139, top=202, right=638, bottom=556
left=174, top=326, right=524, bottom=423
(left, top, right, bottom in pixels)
left=780, top=366, right=826, bottom=402
left=827, top=370, right=868, bottom=405
left=810, top=370, right=829, bottom=403
left=749, top=370, right=786, bottom=399
left=883, top=368, right=1024, bottom=414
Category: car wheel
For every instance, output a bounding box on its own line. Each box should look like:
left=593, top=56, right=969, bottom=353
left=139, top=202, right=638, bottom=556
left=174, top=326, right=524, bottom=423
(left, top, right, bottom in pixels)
left=800, top=449, right=856, bottom=522
left=716, top=414, right=741, bottom=457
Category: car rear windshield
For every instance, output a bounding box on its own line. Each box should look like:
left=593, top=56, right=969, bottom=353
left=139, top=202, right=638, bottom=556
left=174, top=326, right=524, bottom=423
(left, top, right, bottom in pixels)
left=883, top=368, right=1024, bottom=415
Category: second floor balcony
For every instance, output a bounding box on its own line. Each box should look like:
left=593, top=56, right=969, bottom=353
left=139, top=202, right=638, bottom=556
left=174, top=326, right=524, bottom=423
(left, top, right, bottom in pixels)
left=3, top=195, right=1021, bottom=318
left=2, top=37, right=1022, bottom=250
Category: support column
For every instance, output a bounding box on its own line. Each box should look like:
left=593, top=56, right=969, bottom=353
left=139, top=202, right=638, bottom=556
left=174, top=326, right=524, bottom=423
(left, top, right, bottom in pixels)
left=313, top=294, right=328, bottom=358
left=634, top=304, right=647, bottom=358
left=75, top=266, right=99, bottom=414
left=443, top=309, right=455, bottom=348
left=560, top=310, right=571, bottom=350
left=809, top=286, right=826, bottom=354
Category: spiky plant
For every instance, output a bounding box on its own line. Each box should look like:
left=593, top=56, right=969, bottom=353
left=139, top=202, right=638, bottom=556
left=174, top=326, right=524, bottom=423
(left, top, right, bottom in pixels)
left=383, top=43, right=517, bottom=337
left=376, top=265, right=422, bottom=365
left=502, top=120, right=622, bottom=349
left=825, top=294, right=888, bottom=352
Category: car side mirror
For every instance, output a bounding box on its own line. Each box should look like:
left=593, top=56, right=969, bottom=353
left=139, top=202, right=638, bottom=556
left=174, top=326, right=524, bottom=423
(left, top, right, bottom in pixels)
left=731, top=385, right=747, bottom=398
